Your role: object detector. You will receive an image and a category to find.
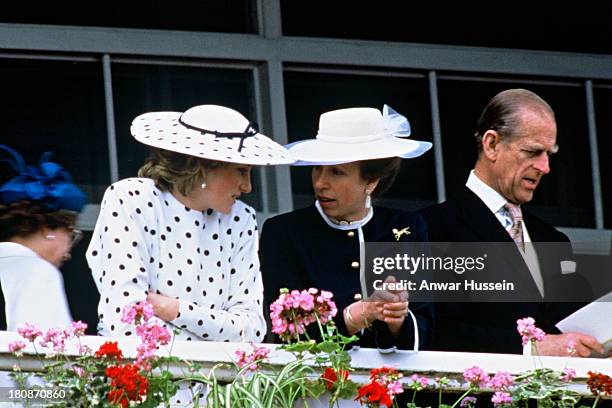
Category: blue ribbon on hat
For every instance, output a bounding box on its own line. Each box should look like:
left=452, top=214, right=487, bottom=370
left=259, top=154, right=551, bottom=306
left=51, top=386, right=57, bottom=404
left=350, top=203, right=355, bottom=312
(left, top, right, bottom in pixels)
left=0, top=145, right=86, bottom=212
left=383, top=104, right=411, bottom=137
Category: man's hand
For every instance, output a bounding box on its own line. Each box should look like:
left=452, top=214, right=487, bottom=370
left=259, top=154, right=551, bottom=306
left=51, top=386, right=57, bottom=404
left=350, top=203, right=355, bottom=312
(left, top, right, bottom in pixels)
left=146, top=292, right=180, bottom=322
left=536, top=333, right=603, bottom=357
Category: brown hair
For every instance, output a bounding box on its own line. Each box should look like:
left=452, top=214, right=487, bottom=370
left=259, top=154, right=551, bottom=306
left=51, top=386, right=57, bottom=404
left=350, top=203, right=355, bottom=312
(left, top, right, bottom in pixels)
left=0, top=200, right=76, bottom=241
left=357, top=157, right=402, bottom=198
left=137, top=148, right=226, bottom=196
left=474, top=88, right=555, bottom=152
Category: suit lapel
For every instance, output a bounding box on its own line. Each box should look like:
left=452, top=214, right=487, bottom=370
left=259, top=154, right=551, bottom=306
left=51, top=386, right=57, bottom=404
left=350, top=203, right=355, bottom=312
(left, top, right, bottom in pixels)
left=454, top=187, right=514, bottom=243
left=522, top=210, right=562, bottom=294
left=454, top=187, right=543, bottom=298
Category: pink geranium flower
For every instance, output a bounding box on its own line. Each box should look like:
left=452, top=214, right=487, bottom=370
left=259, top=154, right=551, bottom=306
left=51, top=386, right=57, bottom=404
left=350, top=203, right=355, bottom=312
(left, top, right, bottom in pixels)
left=487, top=371, right=514, bottom=391
left=560, top=367, right=577, bottom=382
left=72, top=366, right=86, bottom=377
left=235, top=343, right=271, bottom=371
left=516, top=317, right=546, bottom=346
left=463, top=365, right=489, bottom=388
left=491, top=391, right=513, bottom=406
left=269, top=288, right=337, bottom=342
left=69, top=321, right=88, bottom=338
left=17, top=323, right=43, bottom=342
left=133, top=323, right=171, bottom=370
left=121, top=301, right=155, bottom=325
left=8, top=340, right=26, bottom=354
left=39, top=328, right=68, bottom=352
left=410, top=374, right=429, bottom=388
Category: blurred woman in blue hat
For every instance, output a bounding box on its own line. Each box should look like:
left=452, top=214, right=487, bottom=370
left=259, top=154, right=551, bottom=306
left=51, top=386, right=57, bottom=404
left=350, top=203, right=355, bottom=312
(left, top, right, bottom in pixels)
left=0, top=145, right=85, bottom=330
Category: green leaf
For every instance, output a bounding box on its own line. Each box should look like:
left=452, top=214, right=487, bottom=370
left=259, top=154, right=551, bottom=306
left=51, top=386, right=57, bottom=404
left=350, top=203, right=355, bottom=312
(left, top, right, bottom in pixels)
left=282, top=341, right=317, bottom=354
left=315, top=341, right=338, bottom=353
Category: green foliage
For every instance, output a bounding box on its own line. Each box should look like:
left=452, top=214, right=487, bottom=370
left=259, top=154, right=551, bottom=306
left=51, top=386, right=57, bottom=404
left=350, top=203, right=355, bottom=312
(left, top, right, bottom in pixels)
left=203, top=318, right=360, bottom=408
left=511, top=368, right=581, bottom=408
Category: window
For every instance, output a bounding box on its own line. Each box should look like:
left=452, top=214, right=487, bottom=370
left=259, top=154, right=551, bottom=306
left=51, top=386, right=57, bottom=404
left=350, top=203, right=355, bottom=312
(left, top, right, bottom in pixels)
left=281, top=2, right=611, bottom=54
left=594, top=84, right=612, bottom=229
left=284, top=69, right=436, bottom=211
left=0, top=1, right=257, bottom=34
left=62, top=231, right=99, bottom=334
left=437, top=76, right=595, bottom=227
left=0, top=58, right=109, bottom=202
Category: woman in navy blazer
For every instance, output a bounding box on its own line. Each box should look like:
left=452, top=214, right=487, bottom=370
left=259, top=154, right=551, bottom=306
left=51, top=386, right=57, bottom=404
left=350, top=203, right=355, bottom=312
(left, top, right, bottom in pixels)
left=260, top=106, right=434, bottom=350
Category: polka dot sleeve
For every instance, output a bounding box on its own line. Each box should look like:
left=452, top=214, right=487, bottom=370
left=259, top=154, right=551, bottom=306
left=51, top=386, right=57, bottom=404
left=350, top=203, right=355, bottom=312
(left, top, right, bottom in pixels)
left=87, top=181, right=165, bottom=336
left=171, top=211, right=266, bottom=342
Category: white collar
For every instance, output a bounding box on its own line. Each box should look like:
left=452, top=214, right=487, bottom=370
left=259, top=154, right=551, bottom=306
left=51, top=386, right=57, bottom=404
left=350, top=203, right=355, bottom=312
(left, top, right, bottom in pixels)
left=0, top=242, right=40, bottom=259
left=465, top=170, right=509, bottom=214
left=314, top=200, right=374, bottom=230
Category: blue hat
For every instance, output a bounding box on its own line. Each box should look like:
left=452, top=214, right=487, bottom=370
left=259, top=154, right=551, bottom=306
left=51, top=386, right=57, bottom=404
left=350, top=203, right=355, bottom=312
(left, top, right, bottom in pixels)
left=0, top=145, right=86, bottom=212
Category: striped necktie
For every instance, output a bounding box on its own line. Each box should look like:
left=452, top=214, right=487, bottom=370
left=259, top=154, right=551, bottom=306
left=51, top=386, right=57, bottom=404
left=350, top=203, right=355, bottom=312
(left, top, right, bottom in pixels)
left=504, top=202, right=525, bottom=252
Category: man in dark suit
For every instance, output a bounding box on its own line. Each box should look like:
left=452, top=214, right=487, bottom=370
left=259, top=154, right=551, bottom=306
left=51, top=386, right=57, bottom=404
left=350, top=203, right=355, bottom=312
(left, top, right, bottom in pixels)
left=420, top=89, right=603, bottom=356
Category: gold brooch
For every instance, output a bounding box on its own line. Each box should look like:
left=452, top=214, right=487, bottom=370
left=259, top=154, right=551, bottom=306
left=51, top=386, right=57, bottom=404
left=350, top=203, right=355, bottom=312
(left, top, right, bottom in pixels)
left=392, top=227, right=410, bottom=241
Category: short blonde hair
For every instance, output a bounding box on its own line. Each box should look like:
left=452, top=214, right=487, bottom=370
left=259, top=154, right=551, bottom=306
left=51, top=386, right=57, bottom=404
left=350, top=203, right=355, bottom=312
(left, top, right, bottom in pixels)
left=138, top=148, right=226, bottom=196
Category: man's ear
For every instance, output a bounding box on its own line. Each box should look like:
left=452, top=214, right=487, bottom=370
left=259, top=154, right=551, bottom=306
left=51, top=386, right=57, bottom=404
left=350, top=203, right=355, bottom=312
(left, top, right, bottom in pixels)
left=481, top=130, right=501, bottom=161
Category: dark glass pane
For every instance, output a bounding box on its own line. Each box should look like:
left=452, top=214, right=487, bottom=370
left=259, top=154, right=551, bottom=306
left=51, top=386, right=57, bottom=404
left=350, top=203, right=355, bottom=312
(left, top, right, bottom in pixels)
left=0, top=1, right=257, bottom=34
left=594, top=86, right=612, bottom=229
left=438, top=77, right=594, bottom=228
left=112, top=63, right=263, bottom=210
left=0, top=59, right=109, bottom=203
left=281, top=2, right=611, bottom=55
left=63, top=231, right=99, bottom=334
left=284, top=70, right=436, bottom=211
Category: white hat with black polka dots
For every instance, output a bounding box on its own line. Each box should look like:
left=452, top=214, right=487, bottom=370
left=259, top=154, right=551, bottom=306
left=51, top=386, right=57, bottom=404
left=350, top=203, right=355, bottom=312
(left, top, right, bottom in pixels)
left=131, top=105, right=295, bottom=165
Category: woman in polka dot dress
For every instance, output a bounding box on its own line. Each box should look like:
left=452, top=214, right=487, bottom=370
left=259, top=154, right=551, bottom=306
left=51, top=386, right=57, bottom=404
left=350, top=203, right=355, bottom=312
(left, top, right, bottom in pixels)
left=87, top=105, right=294, bottom=345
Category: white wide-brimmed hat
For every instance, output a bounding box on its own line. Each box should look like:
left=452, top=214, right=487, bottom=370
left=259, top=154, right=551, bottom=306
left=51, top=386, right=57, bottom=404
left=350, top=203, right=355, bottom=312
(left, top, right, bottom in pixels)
left=287, top=105, right=432, bottom=165
left=130, top=105, right=294, bottom=165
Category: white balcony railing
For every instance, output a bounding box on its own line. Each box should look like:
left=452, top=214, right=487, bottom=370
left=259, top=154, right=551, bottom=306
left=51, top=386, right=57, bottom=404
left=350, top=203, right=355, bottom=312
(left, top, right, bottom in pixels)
left=0, top=331, right=610, bottom=406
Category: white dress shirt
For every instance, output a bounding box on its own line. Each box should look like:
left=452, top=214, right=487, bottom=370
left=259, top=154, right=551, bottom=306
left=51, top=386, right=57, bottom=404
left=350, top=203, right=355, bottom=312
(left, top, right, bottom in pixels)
left=466, top=170, right=545, bottom=297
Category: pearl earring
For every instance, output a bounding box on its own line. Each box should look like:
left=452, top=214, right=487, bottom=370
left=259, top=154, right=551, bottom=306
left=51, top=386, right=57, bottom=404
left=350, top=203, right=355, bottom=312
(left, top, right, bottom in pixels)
left=365, top=192, right=372, bottom=209
left=201, top=182, right=207, bottom=189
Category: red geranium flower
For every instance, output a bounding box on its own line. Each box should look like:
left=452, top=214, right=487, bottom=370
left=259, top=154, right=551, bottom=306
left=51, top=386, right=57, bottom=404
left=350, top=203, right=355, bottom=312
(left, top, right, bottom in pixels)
left=321, top=367, right=349, bottom=391
left=370, top=366, right=397, bottom=380
left=105, top=364, right=148, bottom=407
left=587, top=371, right=612, bottom=396
left=95, top=341, right=123, bottom=360
left=356, top=366, right=403, bottom=407
left=356, top=381, right=393, bottom=407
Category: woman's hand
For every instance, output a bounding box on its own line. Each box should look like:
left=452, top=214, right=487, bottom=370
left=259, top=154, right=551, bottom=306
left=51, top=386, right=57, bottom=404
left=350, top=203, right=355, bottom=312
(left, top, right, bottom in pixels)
left=343, top=299, right=408, bottom=336
left=146, top=292, right=180, bottom=322
left=344, top=300, right=377, bottom=335
left=371, top=275, right=409, bottom=336
left=379, top=300, right=409, bottom=336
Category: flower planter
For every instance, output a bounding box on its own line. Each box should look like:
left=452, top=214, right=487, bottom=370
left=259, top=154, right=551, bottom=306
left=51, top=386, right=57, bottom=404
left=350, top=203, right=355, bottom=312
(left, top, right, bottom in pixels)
left=295, top=397, right=359, bottom=408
